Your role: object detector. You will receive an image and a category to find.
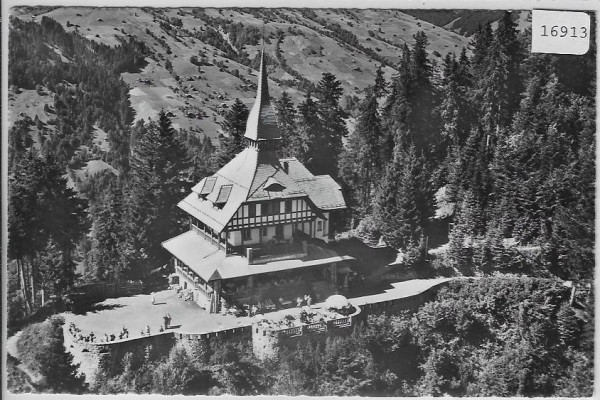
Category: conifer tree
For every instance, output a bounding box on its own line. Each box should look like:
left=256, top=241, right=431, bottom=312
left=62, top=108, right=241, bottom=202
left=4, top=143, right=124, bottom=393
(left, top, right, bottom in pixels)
left=373, top=144, right=428, bottom=250
left=340, top=87, right=384, bottom=214
left=373, top=64, right=388, bottom=98
left=128, top=110, right=191, bottom=275
left=470, top=22, right=493, bottom=78
left=215, top=98, right=249, bottom=167
left=274, top=91, right=297, bottom=158
left=9, top=151, right=87, bottom=311
left=89, top=182, right=137, bottom=281
left=313, top=72, right=348, bottom=177
left=295, top=92, right=321, bottom=165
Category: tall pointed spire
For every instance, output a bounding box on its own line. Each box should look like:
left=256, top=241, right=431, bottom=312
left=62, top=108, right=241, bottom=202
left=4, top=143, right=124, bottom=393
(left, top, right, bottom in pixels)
left=243, top=29, right=280, bottom=146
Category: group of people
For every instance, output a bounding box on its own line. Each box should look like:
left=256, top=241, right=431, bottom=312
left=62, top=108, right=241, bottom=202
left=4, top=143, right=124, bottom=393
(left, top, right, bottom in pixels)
left=69, top=323, right=96, bottom=343
left=296, top=294, right=312, bottom=308
left=101, top=326, right=130, bottom=342
left=68, top=322, right=133, bottom=343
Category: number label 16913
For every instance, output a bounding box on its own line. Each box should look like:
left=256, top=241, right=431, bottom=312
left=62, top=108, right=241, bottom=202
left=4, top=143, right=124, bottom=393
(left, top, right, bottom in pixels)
left=540, top=25, right=587, bottom=39
left=532, top=10, right=590, bottom=55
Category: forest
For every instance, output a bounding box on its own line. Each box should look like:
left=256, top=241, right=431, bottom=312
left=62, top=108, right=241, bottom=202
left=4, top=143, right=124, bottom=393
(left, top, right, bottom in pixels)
left=6, top=9, right=595, bottom=395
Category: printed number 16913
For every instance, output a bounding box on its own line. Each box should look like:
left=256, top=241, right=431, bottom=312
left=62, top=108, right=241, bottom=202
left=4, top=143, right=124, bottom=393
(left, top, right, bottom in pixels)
left=532, top=10, right=590, bottom=55
left=540, top=25, right=588, bottom=38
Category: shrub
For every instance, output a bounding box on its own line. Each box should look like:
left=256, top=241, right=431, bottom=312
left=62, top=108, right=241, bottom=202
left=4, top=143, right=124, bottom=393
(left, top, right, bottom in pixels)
left=17, top=316, right=87, bottom=393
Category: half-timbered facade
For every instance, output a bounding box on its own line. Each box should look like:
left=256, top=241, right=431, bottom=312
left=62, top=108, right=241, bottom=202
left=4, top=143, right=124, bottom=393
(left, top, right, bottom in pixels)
left=162, top=51, right=353, bottom=313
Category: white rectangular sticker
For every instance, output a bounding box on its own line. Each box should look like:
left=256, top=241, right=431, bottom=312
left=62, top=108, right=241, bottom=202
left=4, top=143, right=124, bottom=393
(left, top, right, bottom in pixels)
left=531, top=10, right=590, bottom=55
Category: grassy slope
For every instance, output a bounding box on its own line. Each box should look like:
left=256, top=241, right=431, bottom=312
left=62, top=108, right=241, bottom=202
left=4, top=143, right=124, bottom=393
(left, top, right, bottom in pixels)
left=11, top=7, right=473, bottom=143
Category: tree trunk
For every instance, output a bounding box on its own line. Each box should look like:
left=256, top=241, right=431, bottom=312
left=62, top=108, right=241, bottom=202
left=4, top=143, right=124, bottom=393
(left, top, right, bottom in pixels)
left=31, top=273, right=36, bottom=310
left=18, top=259, right=32, bottom=314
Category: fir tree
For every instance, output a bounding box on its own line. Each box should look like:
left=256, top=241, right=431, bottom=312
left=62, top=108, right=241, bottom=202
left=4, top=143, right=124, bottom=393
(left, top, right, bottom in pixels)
left=295, top=92, right=321, bottom=165
left=8, top=151, right=88, bottom=312
left=128, top=111, right=191, bottom=275
left=373, top=144, right=428, bottom=250
left=313, top=72, right=348, bottom=177
left=340, top=87, right=384, bottom=214
left=215, top=98, right=248, bottom=167
left=274, top=91, right=297, bottom=158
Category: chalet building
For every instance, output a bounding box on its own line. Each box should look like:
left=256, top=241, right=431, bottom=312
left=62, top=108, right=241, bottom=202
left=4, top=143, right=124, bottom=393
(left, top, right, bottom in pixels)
left=162, top=52, right=354, bottom=313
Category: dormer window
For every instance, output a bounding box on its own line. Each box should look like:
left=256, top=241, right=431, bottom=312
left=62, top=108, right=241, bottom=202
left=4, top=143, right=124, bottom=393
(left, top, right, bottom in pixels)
left=264, top=177, right=285, bottom=192
left=199, top=177, right=217, bottom=198
left=214, top=184, right=233, bottom=207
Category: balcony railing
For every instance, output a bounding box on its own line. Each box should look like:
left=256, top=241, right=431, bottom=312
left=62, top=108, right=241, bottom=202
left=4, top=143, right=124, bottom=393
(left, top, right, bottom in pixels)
left=279, top=326, right=303, bottom=337
left=331, top=317, right=351, bottom=328
left=229, top=240, right=308, bottom=264
left=278, top=315, right=352, bottom=337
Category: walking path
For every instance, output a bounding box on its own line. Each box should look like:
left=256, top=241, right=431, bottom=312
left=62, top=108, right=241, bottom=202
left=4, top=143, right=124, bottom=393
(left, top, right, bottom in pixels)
left=352, top=277, right=453, bottom=306
left=6, top=331, right=43, bottom=384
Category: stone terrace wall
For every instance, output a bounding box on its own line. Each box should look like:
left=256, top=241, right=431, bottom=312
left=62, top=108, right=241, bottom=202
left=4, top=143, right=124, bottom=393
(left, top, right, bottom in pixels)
left=175, top=326, right=253, bottom=363
left=66, top=280, right=451, bottom=383
left=64, top=329, right=175, bottom=383
left=65, top=325, right=253, bottom=384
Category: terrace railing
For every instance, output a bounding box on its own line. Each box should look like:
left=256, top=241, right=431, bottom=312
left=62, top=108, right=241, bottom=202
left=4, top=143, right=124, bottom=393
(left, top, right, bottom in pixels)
left=279, top=326, right=302, bottom=337
left=278, top=316, right=352, bottom=338
left=331, top=316, right=352, bottom=328
left=242, top=241, right=308, bottom=264
left=305, top=321, right=328, bottom=333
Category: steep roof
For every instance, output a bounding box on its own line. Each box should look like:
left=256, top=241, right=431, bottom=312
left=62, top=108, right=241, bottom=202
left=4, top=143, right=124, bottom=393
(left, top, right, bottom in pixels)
left=177, top=51, right=346, bottom=233
left=280, top=158, right=347, bottom=210
left=243, top=51, right=279, bottom=141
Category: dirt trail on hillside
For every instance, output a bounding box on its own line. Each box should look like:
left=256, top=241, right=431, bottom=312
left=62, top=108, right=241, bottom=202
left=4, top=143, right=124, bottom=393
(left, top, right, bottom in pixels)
left=7, top=331, right=43, bottom=384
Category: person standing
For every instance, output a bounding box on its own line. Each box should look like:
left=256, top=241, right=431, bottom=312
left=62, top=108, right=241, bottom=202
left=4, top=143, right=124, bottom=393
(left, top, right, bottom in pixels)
left=151, top=292, right=156, bottom=305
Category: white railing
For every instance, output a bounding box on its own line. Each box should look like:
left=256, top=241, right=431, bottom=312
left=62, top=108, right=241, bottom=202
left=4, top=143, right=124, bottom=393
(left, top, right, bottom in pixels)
left=279, top=326, right=302, bottom=337
left=305, top=321, right=327, bottom=333
left=331, top=317, right=352, bottom=328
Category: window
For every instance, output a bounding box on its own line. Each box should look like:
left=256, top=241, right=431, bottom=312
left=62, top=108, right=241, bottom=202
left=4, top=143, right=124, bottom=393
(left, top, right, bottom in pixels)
left=242, top=229, right=252, bottom=240
left=262, top=227, right=268, bottom=237
left=248, top=203, right=256, bottom=217
left=285, top=200, right=292, bottom=213
left=264, top=201, right=280, bottom=216
left=317, top=220, right=323, bottom=232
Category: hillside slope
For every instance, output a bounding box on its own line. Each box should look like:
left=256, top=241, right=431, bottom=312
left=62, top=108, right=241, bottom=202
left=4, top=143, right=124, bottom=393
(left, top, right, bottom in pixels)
left=10, top=7, right=473, bottom=141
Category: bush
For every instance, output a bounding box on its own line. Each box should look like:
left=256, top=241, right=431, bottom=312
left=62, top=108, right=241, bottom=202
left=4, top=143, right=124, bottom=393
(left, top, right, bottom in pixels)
left=17, top=316, right=87, bottom=393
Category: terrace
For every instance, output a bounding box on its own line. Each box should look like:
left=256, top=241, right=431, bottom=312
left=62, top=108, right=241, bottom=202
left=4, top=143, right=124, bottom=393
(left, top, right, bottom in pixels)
left=62, top=288, right=360, bottom=346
